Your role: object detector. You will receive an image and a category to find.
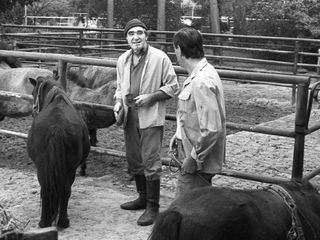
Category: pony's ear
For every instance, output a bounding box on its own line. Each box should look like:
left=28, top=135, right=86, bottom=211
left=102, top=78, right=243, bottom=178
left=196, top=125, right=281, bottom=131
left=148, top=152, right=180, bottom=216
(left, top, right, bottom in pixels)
left=29, top=78, right=37, bottom=86
left=53, top=69, right=59, bottom=81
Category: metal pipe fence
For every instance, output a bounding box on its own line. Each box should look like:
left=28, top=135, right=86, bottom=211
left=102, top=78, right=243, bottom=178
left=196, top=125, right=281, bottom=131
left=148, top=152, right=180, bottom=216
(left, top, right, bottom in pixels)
left=2, top=24, right=320, bottom=106
left=2, top=24, right=320, bottom=74
left=0, top=50, right=318, bottom=184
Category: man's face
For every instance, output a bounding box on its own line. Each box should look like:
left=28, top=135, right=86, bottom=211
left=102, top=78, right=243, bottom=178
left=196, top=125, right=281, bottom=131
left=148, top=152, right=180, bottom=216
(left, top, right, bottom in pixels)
left=126, top=26, right=148, bottom=54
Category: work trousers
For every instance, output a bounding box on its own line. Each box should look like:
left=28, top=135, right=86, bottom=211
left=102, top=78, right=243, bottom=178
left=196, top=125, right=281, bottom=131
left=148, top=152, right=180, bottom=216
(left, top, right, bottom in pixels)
left=124, top=107, right=163, bottom=181
left=175, top=139, right=214, bottom=199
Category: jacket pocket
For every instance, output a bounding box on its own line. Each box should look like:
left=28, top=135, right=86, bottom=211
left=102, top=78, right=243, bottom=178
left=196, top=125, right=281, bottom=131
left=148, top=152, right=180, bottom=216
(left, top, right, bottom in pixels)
left=178, top=90, right=195, bottom=123
left=178, top=90, right=192, bottom=113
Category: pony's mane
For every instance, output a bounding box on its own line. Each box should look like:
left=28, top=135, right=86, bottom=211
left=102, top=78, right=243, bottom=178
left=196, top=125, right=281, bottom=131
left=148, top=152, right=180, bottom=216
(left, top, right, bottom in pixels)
left=38, top=77, right=74, bottom=113
left=279, top=179, right=318, bottom=193
left=38, top=76, right=61, bottom=89
left=67, top=69, right=88, bottom=88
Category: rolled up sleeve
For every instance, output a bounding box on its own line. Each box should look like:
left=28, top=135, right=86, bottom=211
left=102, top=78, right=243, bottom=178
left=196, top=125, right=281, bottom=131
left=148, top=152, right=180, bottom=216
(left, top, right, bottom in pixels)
left=159, top=58, right=179, bottom=97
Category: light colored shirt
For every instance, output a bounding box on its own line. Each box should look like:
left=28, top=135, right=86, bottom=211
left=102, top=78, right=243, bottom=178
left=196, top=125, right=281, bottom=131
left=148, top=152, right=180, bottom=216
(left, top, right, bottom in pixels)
left=177, top=58, right=226, bottom=174
left=115, top=45, right=179, bottom=129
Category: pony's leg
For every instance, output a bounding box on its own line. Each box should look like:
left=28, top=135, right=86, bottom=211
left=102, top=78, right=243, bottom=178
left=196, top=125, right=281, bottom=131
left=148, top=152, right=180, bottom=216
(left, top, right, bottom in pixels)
left=89, top=128, right=98, bottom=146
left=79, top=161, right=87, bottom=176
left=39, top=186, right=52, bottom=228
left=57, top=178, right=72, bottom=228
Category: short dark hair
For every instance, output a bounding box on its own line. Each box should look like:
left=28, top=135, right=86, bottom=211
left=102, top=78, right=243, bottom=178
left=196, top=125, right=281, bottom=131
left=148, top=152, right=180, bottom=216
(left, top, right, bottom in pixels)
left=173, top=27, right=204, bottom=59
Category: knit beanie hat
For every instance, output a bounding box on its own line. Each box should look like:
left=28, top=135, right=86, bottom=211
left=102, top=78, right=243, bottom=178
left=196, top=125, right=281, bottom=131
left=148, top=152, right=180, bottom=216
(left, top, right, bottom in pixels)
left=124, top=19, right=147, bottom=36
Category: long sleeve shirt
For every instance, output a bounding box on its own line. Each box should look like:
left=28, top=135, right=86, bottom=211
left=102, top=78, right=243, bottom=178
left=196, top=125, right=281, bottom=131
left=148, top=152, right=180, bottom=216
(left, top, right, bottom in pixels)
left=177, top=58, right=226, bottom=174
left=115, top=45, right=179, bottom=129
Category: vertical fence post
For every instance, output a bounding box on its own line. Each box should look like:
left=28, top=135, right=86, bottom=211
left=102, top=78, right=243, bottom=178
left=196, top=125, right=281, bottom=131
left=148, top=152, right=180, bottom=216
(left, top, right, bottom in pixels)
left=292, top=82, right=309, bottom=180
left=317, top=49, right=320, bottom=75
left=78, top=29, right=83, bottom=56
left=99, top=32, right=102, bottom=57
left=12, top=40, right=17, bottom=50
left=37, top=30, right=42, bottom=68
left=291, top=40, right=300, bottom=105
left=58, top=60, right=68, bottom=91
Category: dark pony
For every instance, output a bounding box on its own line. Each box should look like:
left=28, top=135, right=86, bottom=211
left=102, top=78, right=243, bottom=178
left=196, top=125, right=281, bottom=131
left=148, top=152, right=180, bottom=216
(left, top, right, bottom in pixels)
left=54, top=68, right=116, bottom=147
left=0, top=41, right=22, bottom=68
left=149, top=180, right=320, bottom=240
left=66, top=69, right=116, bottom=147
left=27, top=76, right=90, bottom=228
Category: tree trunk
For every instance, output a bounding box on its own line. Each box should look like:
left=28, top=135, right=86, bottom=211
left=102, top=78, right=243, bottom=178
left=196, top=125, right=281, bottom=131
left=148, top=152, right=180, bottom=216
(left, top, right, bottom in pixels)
left=157, top=0, right=166, bottom=52
left=233, top=1, right=247, bottom=35
left=209, top=0, right=220, bottom=34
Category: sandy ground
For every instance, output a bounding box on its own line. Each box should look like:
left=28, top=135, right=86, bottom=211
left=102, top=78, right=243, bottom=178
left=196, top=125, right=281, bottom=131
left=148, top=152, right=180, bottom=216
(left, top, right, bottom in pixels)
left=1, top=81, right=320, bottom=239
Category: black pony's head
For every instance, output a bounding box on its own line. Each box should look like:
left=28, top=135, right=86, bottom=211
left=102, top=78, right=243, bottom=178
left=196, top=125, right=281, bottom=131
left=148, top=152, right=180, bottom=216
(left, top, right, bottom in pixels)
left=29, top=76, right=61, bottom=117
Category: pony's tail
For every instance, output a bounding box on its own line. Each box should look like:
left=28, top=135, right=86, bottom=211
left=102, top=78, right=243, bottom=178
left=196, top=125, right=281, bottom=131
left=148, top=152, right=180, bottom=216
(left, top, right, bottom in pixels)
left=41, top=127, right=68, bottom=224
left=148, top=210, right=182, bottom=240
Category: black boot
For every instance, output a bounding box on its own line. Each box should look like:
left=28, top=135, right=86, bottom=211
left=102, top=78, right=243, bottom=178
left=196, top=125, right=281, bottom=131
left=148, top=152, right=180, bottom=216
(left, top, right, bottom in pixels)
left=137, top=180, right=160, bottom=226
left=121, top=175, right=147, bottom=210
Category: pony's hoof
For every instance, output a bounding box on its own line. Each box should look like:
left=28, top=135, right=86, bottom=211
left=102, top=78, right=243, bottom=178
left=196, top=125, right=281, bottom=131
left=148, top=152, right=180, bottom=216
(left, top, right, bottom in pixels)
left=57, top=218, right=70, bottom=229
left=38, top=220, right=50, bottom=228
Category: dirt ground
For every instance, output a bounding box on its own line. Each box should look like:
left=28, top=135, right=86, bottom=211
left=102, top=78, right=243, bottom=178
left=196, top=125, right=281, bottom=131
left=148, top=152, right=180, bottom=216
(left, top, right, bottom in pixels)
left=1, top=80, right=320, bottom=240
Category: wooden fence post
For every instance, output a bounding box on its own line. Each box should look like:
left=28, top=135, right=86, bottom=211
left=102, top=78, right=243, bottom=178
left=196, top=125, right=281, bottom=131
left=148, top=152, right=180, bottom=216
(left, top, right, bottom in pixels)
left=58, top=60, right=68, bottom=90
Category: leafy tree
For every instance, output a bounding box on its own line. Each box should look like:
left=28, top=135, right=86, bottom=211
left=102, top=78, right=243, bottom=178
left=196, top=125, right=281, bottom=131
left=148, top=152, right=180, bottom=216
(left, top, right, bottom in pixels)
left=0, top=0, right=37, bottom=12
left=68, top=0, right=90, bottom=15
left=114, top=0, right=183, bottom=31
left=27, top=0, right=70, bottom=16
left=68, top=0, right=183, bottom=30
left=180, top=0, right=234, bottom=33
left=0, top=0, right=73, bottom=24
left=246, top=0, right=320, bottom=38
left=2, top=0, right=183, bottom=31
left=0, top=0, right=39, bottom=24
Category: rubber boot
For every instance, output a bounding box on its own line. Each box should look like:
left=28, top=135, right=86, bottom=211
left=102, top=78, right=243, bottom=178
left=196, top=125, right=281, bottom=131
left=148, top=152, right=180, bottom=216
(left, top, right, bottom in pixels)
left=137, top=180, right=160, bottom=226
left=121, top=175, right=147, bottom=210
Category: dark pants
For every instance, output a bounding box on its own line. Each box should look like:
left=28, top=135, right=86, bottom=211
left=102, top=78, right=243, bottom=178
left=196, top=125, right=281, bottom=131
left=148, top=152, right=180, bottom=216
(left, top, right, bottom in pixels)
left=124, top=107, right=163, bottom=181
left=175, top=139, right=214, bottom=198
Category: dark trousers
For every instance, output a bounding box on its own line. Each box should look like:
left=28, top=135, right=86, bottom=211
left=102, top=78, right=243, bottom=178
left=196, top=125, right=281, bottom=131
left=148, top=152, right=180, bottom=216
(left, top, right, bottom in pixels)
left=175, top=139, right=213, bottom=198
left=124, top=107, right=163, bottom=181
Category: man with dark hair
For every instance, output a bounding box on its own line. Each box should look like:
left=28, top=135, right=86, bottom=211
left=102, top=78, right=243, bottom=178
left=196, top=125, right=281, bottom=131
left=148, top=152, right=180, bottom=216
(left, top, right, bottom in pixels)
left=114, top=19, right=179, bottom=226
left=170, top=27, right=226, bottom=198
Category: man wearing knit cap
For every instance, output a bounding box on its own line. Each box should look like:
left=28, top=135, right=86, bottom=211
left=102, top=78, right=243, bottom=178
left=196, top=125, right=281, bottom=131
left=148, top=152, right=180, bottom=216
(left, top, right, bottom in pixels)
left=113, top=19, right=179, bottom=226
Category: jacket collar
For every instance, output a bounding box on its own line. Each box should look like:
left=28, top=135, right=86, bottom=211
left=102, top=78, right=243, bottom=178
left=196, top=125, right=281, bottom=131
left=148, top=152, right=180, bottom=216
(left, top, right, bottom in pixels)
left=183, top=58, right=208, bottom=87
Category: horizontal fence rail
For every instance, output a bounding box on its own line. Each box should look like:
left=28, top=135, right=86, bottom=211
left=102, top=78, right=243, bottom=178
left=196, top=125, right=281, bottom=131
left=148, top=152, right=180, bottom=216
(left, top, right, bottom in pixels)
left=2, top=24, right=320, bottom=76
left=0, top=50, right=319, bottom=183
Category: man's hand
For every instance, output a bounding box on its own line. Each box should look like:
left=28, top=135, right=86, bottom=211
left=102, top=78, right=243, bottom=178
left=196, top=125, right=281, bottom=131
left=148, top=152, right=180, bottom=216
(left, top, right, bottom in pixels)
left=181, top=156, right=197, bottom=174
left=113, top=102, right=122, bottom=120
left=168, top=133, right=178, bottom=159
left=134, top=94, right=153, bottom=107
left=134, top=90, right=171, bottom=107
left=169, top=133, right=177, bottom=152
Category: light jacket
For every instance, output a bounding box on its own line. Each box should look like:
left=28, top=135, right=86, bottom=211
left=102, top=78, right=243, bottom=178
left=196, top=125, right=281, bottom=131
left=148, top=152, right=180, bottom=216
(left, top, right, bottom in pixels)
left=115, top=45, right=179, bottom=129
left=177, top=58, right=226, bottom=174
